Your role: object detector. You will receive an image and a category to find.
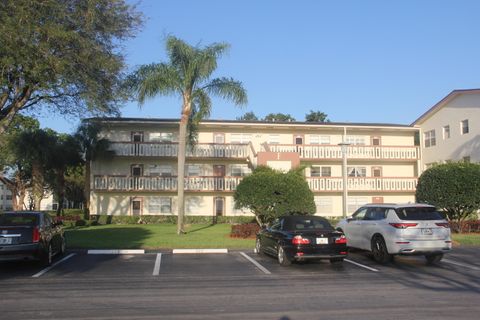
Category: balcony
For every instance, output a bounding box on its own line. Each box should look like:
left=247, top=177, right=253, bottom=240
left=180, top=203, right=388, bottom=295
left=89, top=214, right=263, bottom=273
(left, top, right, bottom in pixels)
left=265, top=144, right=420, bottom=160
left=93, top=176, right=243, bottom=192
left=307, top=177, right=417, bottom=192
left=110, top=142, right=250, bottom=159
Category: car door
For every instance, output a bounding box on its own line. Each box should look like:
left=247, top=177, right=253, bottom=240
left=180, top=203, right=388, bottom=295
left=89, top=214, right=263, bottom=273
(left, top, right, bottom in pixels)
left=360, top=207, right=387, bottom=250
left=263, top=219, right=282, bottom=255
left=343, top=207, right=367, bottom=249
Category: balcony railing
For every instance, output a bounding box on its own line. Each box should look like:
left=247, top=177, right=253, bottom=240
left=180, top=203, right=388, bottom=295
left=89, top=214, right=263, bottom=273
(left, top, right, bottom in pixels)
left=110, top=142, right=250, bottom=158
left=307, top=177, right=418, bottom=192
left=93, top=176, right=243, bottom=192
left=265, top=144, right=420, bottom=160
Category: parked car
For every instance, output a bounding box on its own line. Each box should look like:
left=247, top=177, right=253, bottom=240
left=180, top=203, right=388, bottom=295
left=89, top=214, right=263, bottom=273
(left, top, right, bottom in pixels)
left=256, top=215, right=348, bottom=266
left=336, top=204, right=452, bottom=264
left=0, top=211, right=66, bottom=265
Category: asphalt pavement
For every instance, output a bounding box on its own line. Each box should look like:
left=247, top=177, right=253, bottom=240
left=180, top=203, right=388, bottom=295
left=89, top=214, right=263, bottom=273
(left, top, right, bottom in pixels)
left=1, top=247, right=479, bottom=320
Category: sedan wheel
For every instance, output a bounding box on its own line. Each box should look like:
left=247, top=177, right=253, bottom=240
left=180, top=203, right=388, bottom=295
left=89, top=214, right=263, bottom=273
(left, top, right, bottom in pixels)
left=425, top=253, right=443, bottom=264
left=371, top=236, right=392, bottom=264
left=255, top=238, right=263, bottom=255
left=277, top=246, right=291, bottom=266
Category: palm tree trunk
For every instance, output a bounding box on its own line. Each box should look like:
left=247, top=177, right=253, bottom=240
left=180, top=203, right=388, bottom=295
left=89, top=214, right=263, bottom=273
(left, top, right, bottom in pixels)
left=177, top=112, right=188, bottom=235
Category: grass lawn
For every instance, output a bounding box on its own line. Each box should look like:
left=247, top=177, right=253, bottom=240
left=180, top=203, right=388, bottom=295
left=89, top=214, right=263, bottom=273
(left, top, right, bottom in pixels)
left=452, top=233, right=480, bottom=246
left=65, top=224, right=255, bottom=250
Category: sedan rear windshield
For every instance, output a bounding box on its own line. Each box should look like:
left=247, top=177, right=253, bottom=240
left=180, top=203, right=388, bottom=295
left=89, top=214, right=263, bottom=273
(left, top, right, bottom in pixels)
left=395, top=207, right=444, bottom=221
left=0, top=214, right=38, bottom=226
left=284, top=217, right=333, bottom=231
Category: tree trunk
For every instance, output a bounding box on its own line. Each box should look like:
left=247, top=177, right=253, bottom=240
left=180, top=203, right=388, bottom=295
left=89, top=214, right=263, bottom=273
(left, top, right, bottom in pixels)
left=56, top=169, right=65, bottom=216
left=31, top=161, right=44, bottom=210
left=177, top=111, right=189, bottom=235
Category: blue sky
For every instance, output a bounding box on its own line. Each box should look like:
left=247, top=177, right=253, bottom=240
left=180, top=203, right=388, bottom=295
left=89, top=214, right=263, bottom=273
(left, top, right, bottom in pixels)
left=38, top=0, right=480, bottom=133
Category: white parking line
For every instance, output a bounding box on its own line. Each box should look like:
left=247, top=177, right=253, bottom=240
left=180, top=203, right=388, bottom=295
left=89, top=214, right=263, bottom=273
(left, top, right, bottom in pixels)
left=172, top=249, right=228, bottom=254
left=32, top=253, right=76, bottom=278
left=344, top=258, right=379, bottom=272
left=88, top=249, right=145, bottom=254
left=153, top=253, right=162, bottom=276
left=239, top=252, right=271, bottom=275
left=443, top=258, right=480, bottom=271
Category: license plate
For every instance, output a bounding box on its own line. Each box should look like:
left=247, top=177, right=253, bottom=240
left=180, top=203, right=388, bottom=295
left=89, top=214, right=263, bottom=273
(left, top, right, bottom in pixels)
left=422, top=228, right=433, bottom=235
left=0, top=237, right=12, bottom=245
left=316, top=237, right=328, bottom=244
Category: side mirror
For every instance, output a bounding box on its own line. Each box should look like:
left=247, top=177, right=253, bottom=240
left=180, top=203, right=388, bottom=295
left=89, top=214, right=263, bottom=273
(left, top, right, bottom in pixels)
left=346, top=216, right=354, bottom=222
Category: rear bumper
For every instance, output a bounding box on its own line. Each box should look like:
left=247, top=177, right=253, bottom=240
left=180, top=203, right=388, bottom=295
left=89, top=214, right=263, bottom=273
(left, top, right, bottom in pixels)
left=0, top=243, right=41, bottom=261
left=285, top=245, right=348, bottom=261
left=293, top=253, right=347, bottom=260
left=387, top=239, right=452, bottom=255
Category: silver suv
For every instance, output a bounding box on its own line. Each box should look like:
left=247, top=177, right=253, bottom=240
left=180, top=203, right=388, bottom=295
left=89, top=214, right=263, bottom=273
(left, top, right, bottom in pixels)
left=336, top=204, right=452, bottom=264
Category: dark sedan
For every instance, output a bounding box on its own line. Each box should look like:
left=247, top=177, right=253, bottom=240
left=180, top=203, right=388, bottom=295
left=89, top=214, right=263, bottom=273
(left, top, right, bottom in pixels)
left=0, top=211, right=65, bottom=265
left=256, top=215, right=348, bottom=266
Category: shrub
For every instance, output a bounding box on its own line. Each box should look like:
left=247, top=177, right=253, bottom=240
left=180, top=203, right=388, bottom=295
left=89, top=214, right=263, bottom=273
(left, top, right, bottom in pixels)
left=75, top=219, right=87, bottom=227
left=448, top=220, right=480, bottom=233
left=88, top=215, right=255, bottom=225
left=230, top=223, right=260, bottom=238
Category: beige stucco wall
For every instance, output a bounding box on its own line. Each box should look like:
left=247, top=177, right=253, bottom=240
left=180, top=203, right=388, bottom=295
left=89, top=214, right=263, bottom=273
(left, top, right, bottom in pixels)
left=419, top=93, right=480, bottom=167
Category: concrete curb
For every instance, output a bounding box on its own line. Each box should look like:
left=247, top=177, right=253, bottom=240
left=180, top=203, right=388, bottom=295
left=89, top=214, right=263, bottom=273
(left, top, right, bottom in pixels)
left=87, top=249, right=145, bottom=255
left=172, top=249, right=228, bottom=254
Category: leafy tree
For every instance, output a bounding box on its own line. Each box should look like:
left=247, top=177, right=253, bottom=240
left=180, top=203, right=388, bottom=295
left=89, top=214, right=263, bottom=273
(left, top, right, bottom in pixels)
left=0, top=115, right=40, bottom=210
left=416, top=162, right=480, bottom=229
left=74, top=121, right=113, bottom=218
left=64, top=165, right=86, bottom=209
left=237, top=111, right=259, bottom=121
left=234, top=166, right=315, bottom=226
left=0, top=0, right=143, bottom=134
left=128, top=36, right=247, bottom=234
left=305, top=110, right=329, bottom=122
left=263, top=113, right=296, bottom=122
left=46, top=134, right=82, bottom=216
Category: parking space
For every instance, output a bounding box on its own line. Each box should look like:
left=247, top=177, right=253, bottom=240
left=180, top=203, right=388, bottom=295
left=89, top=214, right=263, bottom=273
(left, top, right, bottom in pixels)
left=1, top=247, right=479, bottom=282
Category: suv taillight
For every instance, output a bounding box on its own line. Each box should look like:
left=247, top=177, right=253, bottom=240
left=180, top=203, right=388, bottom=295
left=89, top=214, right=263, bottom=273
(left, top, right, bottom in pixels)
left=32, top=227, right=40, bottom=243
left=389, top=223, right=418, bottom=229
left=335, top=235, right=347, bottom=244
left=292, top=235, right=310, bottom=245
left=435, top=222, right=450, bottom=228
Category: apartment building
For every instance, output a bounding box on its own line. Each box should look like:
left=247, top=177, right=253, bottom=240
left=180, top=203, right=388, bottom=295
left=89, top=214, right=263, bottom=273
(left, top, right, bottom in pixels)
left=0, top=179, right=13, bottom=211
left=413, top=89, right=480, bottom=168
left=91, top=119, right=420, bottom=218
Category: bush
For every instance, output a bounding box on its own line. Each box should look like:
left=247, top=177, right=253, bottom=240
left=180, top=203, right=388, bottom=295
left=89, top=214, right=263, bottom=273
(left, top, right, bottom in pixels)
left=75, top=219, right=87, bottom=227
left=230, top=223, right=260, bottom=238
left=88, top=215, right=255, bottom=225
left=448, top=220, right=480, bottom=233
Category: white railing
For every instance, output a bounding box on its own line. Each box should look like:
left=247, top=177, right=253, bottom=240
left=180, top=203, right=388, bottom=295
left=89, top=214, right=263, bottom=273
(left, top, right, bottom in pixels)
left=307, top=177, right=418, bottom=192
left=93, top=176, right=243, bottom=192
left=109, top=142, right=249, bottom=158
left=266, top=144, right=419, bottom=160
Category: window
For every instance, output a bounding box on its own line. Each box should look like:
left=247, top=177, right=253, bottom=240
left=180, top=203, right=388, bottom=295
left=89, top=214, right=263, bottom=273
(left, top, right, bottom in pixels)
left=268, top=134, right=280, bottom=144
left=311, top=166, right=331, bottom=177
left=150, top=132, right=175, bottom=142
left=443, top=125, right=450, bottom=139
left=186, top=196, right=201, bottom=214
left=346, top=136, right=366, bottom=145
left=149, top=165, right=173, bottom=177
left=230, top=133, right=252, bottom=144
left=310, top=135, right=330, bottom=145
left=461, top=119, right=469, bottom=135
left=347, top=166, right=366, bottom=177
left=365, top=207, right=387, bottom=221
left=149, top=197, right=171, bottom=214
left=186, top=164, right=201, bottom=176
left=231, top=164, right=250, bottom=177
left=314, top=196, right=332, bottom=214
left=6, top=195, right=12, bottom=200
left=424, top=130, right=436, bottom=148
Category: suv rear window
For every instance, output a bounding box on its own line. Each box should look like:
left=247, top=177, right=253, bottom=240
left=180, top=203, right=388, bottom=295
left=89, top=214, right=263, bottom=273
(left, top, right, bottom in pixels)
left=0, top=214, right=38, bottom=226
left=395, top=207, right=443, bottom=221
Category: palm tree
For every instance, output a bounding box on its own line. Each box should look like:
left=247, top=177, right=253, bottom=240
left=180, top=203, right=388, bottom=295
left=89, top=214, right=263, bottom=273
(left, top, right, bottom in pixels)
left=130, top=36, right=247, bottom=234
left=74, top=121, right=113, bottom=219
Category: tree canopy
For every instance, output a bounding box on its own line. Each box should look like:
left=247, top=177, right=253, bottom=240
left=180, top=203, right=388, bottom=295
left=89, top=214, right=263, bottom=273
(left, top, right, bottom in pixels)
left=416, top=162, right=480, bottom=226
left=234, top=166, right=316, bottom=226
left=305, top=110, right=329, bottom=122
left=263, top=113, right=296, bottom=122
left=236, top=111, right=259, bottom=121
left=0, top=0, right=143, bottom=134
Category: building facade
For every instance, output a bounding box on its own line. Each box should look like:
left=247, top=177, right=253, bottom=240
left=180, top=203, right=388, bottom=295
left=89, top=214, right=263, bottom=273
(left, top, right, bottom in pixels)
left=90, top=119, right=421, bottom=218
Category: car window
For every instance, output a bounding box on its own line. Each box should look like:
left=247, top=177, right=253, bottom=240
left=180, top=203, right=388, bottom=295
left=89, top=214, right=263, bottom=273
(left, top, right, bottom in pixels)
left=270, top=220, right=281, bottom=231
left=395, top=207, right=443, bottom=220
left=283, top=217, right=333, bottom=231
left=365, top=208, right=386, bottom=221
left=0, top=214, right=38, bottom=226
left=352, top=208, right=367, bottom=220
left=44, top=214, right=53, bottom=226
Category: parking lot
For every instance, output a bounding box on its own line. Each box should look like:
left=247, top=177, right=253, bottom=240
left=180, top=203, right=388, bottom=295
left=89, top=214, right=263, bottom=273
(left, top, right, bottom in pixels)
left=1, top=248, right=480, bottom=319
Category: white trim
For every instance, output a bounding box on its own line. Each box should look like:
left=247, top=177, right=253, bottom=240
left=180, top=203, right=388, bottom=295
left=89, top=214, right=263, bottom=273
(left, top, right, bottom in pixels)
left=87, top=249, right=145, bottom=254
left=172, top=249, right=228, bottom=254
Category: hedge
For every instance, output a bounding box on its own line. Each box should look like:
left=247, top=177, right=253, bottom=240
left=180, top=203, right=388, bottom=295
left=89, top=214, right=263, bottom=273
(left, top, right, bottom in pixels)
left=88, top=215, right=256, bottom=225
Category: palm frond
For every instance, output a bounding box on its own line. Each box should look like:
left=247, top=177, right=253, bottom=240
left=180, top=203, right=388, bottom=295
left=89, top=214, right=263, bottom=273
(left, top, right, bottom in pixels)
left=204, top=77, right=248, bottom=106
left=131, top=63, right=180, bottom=105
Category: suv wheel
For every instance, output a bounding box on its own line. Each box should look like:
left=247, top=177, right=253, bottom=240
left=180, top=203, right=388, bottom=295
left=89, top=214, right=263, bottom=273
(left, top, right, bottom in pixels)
left=425, top=253, right=443, bottom=264
left=371, top=236, right=392, bottom=264
left=277, top=246, right=292, bottom=266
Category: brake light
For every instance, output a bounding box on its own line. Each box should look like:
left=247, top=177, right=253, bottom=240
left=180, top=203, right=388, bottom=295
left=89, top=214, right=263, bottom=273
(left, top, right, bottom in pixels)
left=335, top=235, right=347, bottom=244
left=389, top=223, right=418, bottom=229
left=435, top=222, right=450, bottom=228
left=32, top=227, right=40, bottom=243
left=292, top=235, right=310, bottom=245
